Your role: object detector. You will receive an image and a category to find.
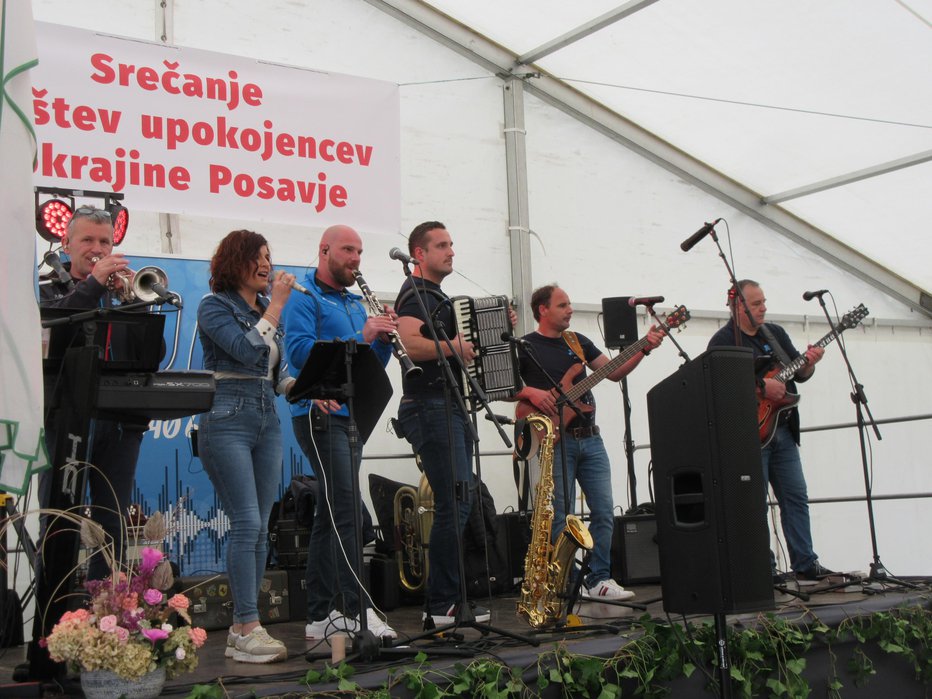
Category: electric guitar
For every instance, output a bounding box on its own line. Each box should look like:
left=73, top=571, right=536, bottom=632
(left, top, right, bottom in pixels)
left=516, top=306, right=690, bottom=437
left=757, top=303, right=869, bottom=446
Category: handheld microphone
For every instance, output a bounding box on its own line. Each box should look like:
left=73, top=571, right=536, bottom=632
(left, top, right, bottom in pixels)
left=273, top=270, right=312, bottom=296
left=628, top=295, right=665, bottom=307
left=150, top=282, right=184, bottom=309
left=802, top=289, right=829, bottom=301
left=680, top=218, right=722, bottom=252
left=500, top=331, right=531, bottom=349
left=43, top=251, right=74, bottom=289
left=389, top=247, right=419, bottom=265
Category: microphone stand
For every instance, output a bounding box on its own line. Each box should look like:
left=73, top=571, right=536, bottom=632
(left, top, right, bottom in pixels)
left=812, top=296, right=916, bottom=591
left=396, top=264, right=535, bottom=648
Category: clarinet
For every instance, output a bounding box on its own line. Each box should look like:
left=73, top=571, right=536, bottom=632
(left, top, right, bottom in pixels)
left=352, top=270, right=423, bottom=379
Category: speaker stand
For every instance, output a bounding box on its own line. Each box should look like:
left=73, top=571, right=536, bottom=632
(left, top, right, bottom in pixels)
left=713, top=613, right=733, bottom=699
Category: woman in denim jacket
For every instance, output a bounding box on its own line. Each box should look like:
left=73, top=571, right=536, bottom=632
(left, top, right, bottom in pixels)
left=196, top=229, right=296, bottom=663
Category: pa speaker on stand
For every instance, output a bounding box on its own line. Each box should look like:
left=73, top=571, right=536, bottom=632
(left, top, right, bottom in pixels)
left=647, top=348, right=773, bottom=615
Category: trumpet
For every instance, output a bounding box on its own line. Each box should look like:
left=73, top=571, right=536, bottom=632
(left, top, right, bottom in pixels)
left=92, top=257, right=170, bottom=304
left=352, top=269, right=422, bottom=378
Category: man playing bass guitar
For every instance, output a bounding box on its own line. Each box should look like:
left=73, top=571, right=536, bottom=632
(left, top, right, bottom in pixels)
left=513, top=284, right=665, bottom=601
left=708, top=279, right=835, bottom=582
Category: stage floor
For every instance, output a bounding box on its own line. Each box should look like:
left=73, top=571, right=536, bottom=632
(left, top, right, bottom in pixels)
left=3, top=573, right=930, bottom=697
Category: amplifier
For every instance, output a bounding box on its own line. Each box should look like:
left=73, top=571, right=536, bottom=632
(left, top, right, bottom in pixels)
left=183, top=570, right=290, bottom=631
left=611, top=514, right=660, bottom=585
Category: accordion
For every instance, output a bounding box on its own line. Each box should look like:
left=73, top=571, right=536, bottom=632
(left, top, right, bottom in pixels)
left=452, top=295, right=521, bottom=402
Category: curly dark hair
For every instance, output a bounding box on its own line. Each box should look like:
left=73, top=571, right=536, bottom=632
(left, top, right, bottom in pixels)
left=209, top=230, right=271, bottom=293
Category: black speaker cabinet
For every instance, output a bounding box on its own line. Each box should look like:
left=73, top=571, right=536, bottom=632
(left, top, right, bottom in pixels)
left=611, top=514, right=661, bottom=585
left=602, top=297, right=639, bottom=349
left=646, top=348, right=773, bottom=615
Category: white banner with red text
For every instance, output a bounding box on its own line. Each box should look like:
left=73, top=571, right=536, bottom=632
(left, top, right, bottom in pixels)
left=33, top=22, right=400, bottom=233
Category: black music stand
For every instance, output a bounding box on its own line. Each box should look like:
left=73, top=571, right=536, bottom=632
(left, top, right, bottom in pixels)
left=292, top=340, right=443, bottom=662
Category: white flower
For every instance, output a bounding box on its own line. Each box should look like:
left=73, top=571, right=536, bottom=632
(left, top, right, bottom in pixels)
left=175, top=647, right=186, bottom=660
left=161, top=623, right=173, bottom=632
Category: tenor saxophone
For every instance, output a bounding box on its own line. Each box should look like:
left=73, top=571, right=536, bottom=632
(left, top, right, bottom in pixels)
left=516, top=413, right=593, bottom=629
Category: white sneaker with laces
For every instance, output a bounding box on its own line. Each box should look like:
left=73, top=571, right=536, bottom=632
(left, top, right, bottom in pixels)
left=365, top=608, right=397, bottom=639
left=232, top=625, right=287, bottom=663
left=582, top=578, right=636, bottom=601
left=305, top=610, right=359, bottom=640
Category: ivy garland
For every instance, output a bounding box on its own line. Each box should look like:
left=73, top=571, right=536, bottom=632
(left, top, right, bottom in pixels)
left=185, top=604, right=931, bottom=698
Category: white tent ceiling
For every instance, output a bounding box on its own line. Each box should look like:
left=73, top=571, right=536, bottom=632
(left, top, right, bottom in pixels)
left=378, top=0, right=932, bottom=308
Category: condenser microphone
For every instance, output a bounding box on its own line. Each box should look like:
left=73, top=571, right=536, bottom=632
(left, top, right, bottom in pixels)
left=802, top=289, right=829, bottom=301
left=628, top=295, right=665, bottom=307
left=680, top=218, right=722, bottom=252
left=389, top=247, right=419, bottom=265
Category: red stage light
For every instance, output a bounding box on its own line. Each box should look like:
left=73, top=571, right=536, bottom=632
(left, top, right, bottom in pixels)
left=36, top=199, right=73, bottom=242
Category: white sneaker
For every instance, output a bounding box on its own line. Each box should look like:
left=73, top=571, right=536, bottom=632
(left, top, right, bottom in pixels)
left=305, top=610, right=359, bottom=640
left=582, top=578, right=635, bottom=601
left=224, top=628, right=237, bottom=658
left=365, top=608, right=397, bottom=639
left=232, top=625, right=287, bottom=663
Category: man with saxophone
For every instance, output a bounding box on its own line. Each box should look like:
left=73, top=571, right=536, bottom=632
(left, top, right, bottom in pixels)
left=514, top=284, right=664, bottom=601
left=283, top=224, right=398, bottom=641
left=37, top=205, right=146, bottom=581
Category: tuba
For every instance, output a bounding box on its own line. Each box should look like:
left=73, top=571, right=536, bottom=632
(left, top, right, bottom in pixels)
left=393, top=466, right=434, bottom=593
left=517, top=413, right=593, bottom=629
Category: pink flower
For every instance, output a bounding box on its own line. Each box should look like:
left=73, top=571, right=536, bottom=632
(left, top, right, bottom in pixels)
left=187, top=627, right=207, bottom=648
left=114, top=626, right=130, bottom=643
left=167, top=594, right=190, bottom=612
left=141, top=627, right=170, bottom=643
left=98, top=615, right=118, bottom=633
left=61, top=609, right=90, bottom=623
left=121, top=593, right=139, bottom=611
left=143, top=589, right=163, bottom=606
left=139, top=547, right=163, bottom=574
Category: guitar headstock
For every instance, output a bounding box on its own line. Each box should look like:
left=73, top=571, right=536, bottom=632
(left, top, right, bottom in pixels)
left=662, top=305, right=690, bottom=331
left=840, top=303, right=869, bottom=330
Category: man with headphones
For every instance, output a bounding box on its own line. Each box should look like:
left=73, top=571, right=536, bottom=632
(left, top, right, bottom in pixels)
left=283, top=224, right=398, bottom=641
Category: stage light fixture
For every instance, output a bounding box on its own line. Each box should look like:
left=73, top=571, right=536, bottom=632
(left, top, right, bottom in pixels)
left=36, top=198, right=74, bottom=242
left=106, top=199, right=130, bottom=245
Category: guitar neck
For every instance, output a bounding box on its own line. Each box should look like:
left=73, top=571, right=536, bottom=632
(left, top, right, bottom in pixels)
left=564, top=336, right=651, bottom=401
left=775, top=325, right=843, bottom=383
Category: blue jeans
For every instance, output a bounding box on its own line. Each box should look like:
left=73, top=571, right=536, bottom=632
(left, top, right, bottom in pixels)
left=39, top=420, right=143, bottom=581
left=761, top=424, right=817, bottom=573
left=292, top=412, right=365, bottom=620
left=551, top=434, right=614, bottom=587
left=198, top=379, right=282, bottom=624
left=398, top=397, right=474, bottom=614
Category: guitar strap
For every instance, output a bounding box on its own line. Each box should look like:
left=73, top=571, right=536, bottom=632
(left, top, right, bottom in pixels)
left=561, top=330, right=588, bottom=366
left=756, top=323, right=793, bottom=365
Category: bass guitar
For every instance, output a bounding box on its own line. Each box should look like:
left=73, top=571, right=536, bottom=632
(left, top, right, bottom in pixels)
left=757, top=303, right=869, bottom=446
left=516, top=306, right=690, bottom=437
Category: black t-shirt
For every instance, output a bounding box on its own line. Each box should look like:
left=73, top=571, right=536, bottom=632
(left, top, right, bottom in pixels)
left=395, top=276, right=462, bottom=396
left=708, top=319, right=803, bottom=440
left=517, top=331, right=602, bottom=426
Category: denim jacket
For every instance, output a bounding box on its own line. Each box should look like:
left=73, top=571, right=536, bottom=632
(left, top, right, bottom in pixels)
left=197, top=290, right=292, bottom=392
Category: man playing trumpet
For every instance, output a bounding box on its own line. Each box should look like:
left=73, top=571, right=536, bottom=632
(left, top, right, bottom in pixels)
left=38, top=205, right=148, bottom=581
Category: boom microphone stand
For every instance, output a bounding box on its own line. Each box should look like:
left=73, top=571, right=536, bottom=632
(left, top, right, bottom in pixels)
left=811, top=295, right=916, bottom=591
left=396, top=263, right=536, bottom=647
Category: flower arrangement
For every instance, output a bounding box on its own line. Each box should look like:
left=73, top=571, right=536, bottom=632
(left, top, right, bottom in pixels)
left=42, top=513, right=208, bottom=681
